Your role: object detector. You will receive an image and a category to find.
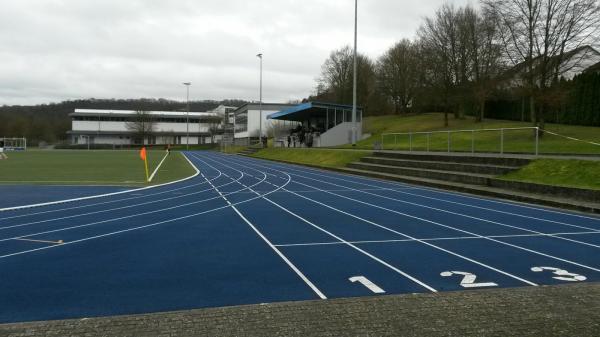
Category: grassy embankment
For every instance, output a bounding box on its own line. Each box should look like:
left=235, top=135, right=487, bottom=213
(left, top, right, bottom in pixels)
left=0, top=150, right=196, bottom=186
left=350, top=113, right=600, bottom=155
left=253, top=113, right=600, bottom=190
left=251, top=148, right=368, bottom=168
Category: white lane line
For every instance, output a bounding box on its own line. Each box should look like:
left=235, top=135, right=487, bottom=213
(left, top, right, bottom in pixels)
left=0, top=165, right=241, bottom=232
left=274, top=168, right=600, bottom=249
left=148, top=151, right=170, bottom=182
left=259, top=161, right=600, bottom=230
left=0, top=168, right=264, bottom=245
left=192, top=155, right=327, bottom=300
left=0, top=157, right=290, bottom=260
left=13, top=238, right=64, bottom=245
left=206, top=154, right=534, bottom=288
left=275, top=231, right=600, bottom=247
left=0, top=153, right=201, bottom=213
left=231, top=156, right=600, bottom=275
left=251, top=157, right=600, bottom=222
left=197, top=154, right=437, bottom=293
left=0, top=154, right=219, bottom=222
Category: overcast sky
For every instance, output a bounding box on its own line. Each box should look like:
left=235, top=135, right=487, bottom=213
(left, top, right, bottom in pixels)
left=0, top=0, right=474, bottom=106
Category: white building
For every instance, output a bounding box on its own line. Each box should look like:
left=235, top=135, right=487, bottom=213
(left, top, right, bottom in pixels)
left=68, top=108, right=231, bottom=146
left=233, top=103, right=297, bottom=145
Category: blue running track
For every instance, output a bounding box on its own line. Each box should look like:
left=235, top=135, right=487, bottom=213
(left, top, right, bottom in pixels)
left=0, top=151, right=599, bottom=323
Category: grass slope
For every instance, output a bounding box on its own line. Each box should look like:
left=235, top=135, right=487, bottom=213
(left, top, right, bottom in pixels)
left=0, top=150, right=195, bottom=186
left=350, top=113, right=600, bottom=155
left=500, top=159, right=600, bottom=190
left=252, top=148, right=369, bottom=168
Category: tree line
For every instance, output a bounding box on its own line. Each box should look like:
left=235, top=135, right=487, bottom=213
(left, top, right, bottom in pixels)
left=311, top=0, right=600, bottom=130
left=0, top=98, right=246, bottom=145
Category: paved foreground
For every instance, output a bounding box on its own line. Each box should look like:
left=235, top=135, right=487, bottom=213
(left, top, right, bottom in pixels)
left=1, top=283, right=599, bottom=337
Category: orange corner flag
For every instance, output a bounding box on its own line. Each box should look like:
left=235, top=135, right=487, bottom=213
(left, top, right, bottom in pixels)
left=140, top=147, right=149, bottom=182
left=140, top=147, right=147, bottom=161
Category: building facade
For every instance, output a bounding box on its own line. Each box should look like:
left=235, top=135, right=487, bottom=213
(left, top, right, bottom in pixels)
left=68, top=107, right=234, bottom=146
left=233, top=103, right=297, bottom=145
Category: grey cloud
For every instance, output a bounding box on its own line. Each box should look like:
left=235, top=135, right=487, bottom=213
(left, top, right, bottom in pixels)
left=0, top=0, right=474, bottom=106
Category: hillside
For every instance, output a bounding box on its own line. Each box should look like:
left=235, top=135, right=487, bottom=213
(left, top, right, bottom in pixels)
left=348, top=113, right=600, bottom=155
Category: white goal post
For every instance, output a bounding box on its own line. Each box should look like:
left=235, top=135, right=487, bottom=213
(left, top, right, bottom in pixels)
left=0, top=137, right=27, bottom=151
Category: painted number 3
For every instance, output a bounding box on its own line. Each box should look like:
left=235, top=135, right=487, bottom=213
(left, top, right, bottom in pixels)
left=531, top=267, right=587, bottom=282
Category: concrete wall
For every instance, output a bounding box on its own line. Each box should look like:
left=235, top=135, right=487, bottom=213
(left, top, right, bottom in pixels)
left=318, top=122, right=363, bottom=147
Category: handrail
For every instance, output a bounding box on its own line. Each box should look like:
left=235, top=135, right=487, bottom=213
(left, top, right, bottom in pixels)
left=380, top=127, right=540, bottom=155
left=381, top=127, right=538, bottom=137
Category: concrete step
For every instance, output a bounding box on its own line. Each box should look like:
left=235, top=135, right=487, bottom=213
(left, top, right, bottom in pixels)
left=347, top=162, right=493, bottom=186
left=373, top=151, right=531, bottom=167
left=360, top=157, right=519, bottom=175
left=337, top=167, right=599, bottom=214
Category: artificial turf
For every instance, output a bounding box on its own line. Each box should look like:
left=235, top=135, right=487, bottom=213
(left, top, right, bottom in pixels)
left=0, top=150, right=195, bottom=186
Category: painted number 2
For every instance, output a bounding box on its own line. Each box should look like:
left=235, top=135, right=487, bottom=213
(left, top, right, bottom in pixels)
left=531, top=267, right=587, bottom=282
left=440, top=271, right=498, bottom=288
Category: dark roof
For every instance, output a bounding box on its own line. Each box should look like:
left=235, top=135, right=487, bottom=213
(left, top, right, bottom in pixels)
left=267, top=102, right=362, bottom=121
left=502, top=45, right=600, bottom=80
left=232, top=103, right=297, bottom=115
left=584, top=61, right=600, bottom=74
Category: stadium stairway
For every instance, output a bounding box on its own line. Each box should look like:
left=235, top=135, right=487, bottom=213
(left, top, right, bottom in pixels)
left=340, top=151, right=600, bottom=213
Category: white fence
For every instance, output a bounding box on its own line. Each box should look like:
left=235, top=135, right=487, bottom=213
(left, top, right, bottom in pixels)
left=381, top=127, right=540, bottom=155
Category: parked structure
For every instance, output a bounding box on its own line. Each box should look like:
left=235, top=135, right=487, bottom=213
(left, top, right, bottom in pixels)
left=267, top=102, right=363, bottom=147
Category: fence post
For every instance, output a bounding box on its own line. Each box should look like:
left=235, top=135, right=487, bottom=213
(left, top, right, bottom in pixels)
left=409, top=133, right=413, bottom=152
left=500, top=129, right=504, bottom=155
left=394, top=134, right=397, bottom=148
left=427, top=133, right=430, bottom=152
left=447, top=131, right=451, bottom=153
left=471, top=130, right=475, bottom=154
left=535, top=127, right=539, bottom=156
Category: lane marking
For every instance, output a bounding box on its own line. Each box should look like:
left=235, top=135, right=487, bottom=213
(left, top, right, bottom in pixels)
left=203, top=153, right=540, bottom=289
left=198, top=154, right=440, bottom=292
left=148, top=151, right=170, bottom=182
left=0, top=171, right=260, bottom=245
left=270, top=168, right=600, bottom=249
left=0, top=168, right=242, bottom=232
left=349, top=276, right=386, bottom=294
left=531, top=267, right=587, bottom=282
left=229, top=155, right=600, bottom=277
left=192, top=154, right=326, bottom=300
left=0, top=157, right=289, bottom=260
left=13, top=238, right=64, bottom=245
left=274, top=231, right=600, bottom=247
left=252, top=157, right=600, bottom=222
left=0, top=153, right=201, bottom=213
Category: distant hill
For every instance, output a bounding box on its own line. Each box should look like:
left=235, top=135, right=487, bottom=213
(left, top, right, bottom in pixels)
left=0, top=98, right=248, bottom=145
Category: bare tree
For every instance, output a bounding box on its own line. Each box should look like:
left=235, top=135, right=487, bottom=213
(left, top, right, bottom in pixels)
left=419, top=4, right=462, bottom=126
left=318, top=46, right=377, bottom=109
left=125, top=110, right=156, bottom=145
left=376, top=39, right=421, bottom=114
left=483, top=0, right=600, bottom=131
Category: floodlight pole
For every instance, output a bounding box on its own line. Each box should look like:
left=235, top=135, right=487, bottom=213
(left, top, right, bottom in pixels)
left=183, top=82, right=191, bottom=150
left=351, top=0, right=358, bottom=146
left=257, top=53, right=263, bottom=147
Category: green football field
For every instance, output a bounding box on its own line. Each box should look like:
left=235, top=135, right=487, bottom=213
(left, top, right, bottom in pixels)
left=0, top=150, right=196, bottom=186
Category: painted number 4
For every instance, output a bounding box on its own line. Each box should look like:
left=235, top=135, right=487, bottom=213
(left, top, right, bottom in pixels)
left=531, top=267, right=587, bottom=282
left=440, top=271, right=498, bottom=288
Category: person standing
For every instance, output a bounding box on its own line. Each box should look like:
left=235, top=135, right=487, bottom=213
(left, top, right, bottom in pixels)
left=287, top=135, right=291, bottom=148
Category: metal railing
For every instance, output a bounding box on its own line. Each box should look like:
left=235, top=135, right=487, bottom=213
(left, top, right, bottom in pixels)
left=381, top=127, right=540, bottom=155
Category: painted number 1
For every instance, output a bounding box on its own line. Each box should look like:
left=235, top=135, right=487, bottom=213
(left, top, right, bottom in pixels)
left=440, top=271, right=498, bottom=288
left=349, top=276, right=386, bottom=294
